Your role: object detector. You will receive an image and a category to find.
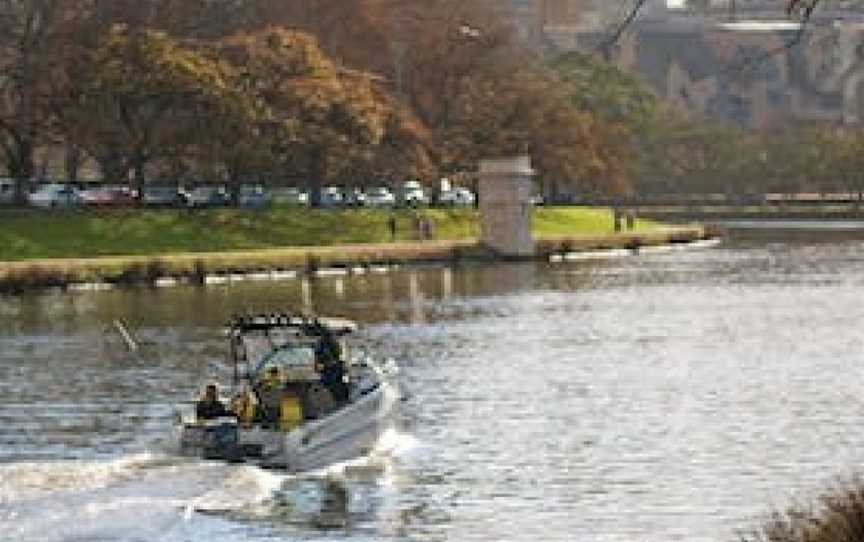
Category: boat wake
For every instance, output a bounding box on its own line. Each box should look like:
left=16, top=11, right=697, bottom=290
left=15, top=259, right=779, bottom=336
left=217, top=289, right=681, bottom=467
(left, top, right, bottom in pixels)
left=0, top=430, right=416, bottom=541
left=0, top=452, right=285, bottom=542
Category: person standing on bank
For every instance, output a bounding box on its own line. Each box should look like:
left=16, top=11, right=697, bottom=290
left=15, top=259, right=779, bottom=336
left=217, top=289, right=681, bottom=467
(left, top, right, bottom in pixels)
left=387, top=215, right=397, bottom=241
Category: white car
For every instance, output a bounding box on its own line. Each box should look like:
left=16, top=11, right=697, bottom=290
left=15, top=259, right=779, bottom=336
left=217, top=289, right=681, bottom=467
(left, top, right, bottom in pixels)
left=438, top=187, right=475, bottom=206
left=272, top=187, right=309, bottom=206
left=365, top=186, right=396, bottom=207
left=29, top=184, right=81, bottom=208
left=400, top=181, right=429, bottom=207
left=403, top=188, right=429, bottom=207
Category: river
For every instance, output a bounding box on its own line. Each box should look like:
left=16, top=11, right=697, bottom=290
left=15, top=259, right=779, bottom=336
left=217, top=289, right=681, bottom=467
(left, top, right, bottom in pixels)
left=2, top=228, right=863, bottom=542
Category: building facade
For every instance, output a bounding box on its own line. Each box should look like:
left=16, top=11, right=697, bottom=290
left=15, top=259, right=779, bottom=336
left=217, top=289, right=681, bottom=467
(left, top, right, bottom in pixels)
left=506, top=0, right=864, bottom=127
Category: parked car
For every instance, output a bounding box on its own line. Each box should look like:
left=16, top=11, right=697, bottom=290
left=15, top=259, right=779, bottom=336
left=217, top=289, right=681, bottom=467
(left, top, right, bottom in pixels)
left=438, top=187, right=475, bottom=207
left=272, top=187, right=309, bottom=206
left=80, top=186, right=137, bottom=207
left=29, top=183, right=81, bottom=209
left=320, top=186, right=345, bottom=207
left=343, top=188, right=367, bottom=207
left=365, top=186, right=396, bottom=208
left=238, top=185, right=272, bottom=209
left=186, top=185, right=230, bottom=208
left=399, top=181, right=429, bottom=207
left=140, top=185, right=186, bottom=207
left=0, top=178, right=15, bottom=205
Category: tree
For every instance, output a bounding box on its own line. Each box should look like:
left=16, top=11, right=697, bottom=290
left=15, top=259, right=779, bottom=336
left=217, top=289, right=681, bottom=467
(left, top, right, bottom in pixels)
left=636, top=118, right=754, bottom=195
left=217, top=28, right=399, bottom=206
left=550, top=50, right=667, bottom=196
left=549, top=51, right=662, bottom=131
left=61, top=25, right=251, bottom=188
left=0, top=0, right=84, bottom=203
left=444, top=69, right=633, bottom=197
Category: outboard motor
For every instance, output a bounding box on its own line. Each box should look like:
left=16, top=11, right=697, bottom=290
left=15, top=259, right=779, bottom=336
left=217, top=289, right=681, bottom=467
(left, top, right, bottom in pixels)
left=183, top=419, right=243, bottom=462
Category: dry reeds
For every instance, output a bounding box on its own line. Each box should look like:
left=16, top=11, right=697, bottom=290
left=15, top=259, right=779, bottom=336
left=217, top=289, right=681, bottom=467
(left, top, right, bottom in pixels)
left=740, top=476, right=864, bottom=542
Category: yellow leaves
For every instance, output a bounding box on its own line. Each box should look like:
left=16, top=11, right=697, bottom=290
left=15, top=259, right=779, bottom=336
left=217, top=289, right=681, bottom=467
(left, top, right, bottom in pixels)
left=217, top=26, right=395, bottom=164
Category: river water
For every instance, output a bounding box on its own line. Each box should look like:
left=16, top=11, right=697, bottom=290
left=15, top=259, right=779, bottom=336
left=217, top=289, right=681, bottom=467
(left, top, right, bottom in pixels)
left=2, top=229, right=864, bottom=542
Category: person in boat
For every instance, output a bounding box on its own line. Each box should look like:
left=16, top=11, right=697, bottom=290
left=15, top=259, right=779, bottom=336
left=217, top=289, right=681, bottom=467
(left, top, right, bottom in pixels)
left=316, top=341, right=349, bottom=403
left=318, top=357, right=348, bottom=403
left=196, top=383, right=233, bottom=421
left=255, top=366, right=284, bottom=427
left=231, top=384, right=257, bottom=427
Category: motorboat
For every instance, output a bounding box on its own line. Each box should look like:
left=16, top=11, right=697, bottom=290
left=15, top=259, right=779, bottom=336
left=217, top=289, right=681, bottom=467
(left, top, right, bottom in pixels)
left=176, top=314, right=398, bottom=473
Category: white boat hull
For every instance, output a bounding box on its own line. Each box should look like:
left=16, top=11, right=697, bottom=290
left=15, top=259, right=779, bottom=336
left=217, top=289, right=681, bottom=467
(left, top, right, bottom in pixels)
left=180, top=379, right=398, bottom=473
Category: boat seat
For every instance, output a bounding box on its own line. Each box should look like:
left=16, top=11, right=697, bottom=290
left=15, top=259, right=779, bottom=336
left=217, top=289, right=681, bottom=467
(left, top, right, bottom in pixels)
left=304, top=383, right=336, bottom=419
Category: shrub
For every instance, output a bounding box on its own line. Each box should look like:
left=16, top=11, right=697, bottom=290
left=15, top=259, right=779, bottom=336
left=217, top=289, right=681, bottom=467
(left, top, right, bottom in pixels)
left=740, top=476, right=864, bottom=542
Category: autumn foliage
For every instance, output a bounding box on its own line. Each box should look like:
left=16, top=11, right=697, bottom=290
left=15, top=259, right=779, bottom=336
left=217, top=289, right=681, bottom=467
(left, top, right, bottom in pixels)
left=0, top=0, right=652, bottom=202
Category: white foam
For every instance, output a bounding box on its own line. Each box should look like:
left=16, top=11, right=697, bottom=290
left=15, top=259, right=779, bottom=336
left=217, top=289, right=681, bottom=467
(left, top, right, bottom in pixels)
left=373, top=427, right=418, bottom=457
left=189, top=465, right=285, bottom=513
left=204, top=275, right=228, bottom=285
left=0, top=454, right=287, bottom=542
left=561, top=248, right=633, bottom=261
left=0, top=452, right=163, bottom=504
left=316, top=268, right=349, bottom=277
left=271, top=270, right=297, bottom=280
left=67, top=282, right=113, bottom=292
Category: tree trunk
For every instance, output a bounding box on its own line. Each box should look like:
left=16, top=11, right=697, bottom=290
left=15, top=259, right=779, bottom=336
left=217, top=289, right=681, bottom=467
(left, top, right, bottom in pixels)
left=65, top=144, right=83, bottom=185
left=131, top=155, right=146, bottom=193
left=95, top=155, right=130, bottom=191
left=10, top=140, right=35, bottom=206
left=227, top=165, right=242, bottom=206
left=308, top=146, right=326, bottom=208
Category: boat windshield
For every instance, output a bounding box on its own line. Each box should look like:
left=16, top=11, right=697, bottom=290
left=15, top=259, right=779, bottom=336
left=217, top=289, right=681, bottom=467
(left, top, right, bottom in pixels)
left=256, top=345, right=314, bottom=373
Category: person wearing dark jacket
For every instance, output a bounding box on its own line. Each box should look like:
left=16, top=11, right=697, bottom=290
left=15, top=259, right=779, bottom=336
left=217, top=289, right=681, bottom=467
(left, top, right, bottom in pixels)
left=196, top=384, right=232, bottom=420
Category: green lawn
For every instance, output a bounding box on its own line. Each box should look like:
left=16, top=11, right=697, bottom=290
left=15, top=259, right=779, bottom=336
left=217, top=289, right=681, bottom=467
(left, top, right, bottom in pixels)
left=0, top=206, right=666, bottom=262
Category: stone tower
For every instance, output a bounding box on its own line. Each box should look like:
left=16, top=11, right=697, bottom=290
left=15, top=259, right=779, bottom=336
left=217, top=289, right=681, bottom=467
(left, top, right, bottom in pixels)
left=478, top=156, right=536, bottom=259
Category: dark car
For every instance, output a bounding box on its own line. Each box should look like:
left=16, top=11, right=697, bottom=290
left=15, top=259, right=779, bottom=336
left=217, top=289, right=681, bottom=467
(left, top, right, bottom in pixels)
left=140, top=185, right=186, bottom=207
left=186, top=185, right=231, bottom=208
left=238, top=185, right=272, bottom=209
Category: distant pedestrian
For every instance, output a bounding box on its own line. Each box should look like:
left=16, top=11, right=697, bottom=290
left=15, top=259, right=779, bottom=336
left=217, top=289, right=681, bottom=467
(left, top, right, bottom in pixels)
left=613, top=208, right=623, bottom=232
left=387, top=215, right=397, bottom=241
left=413, top=215, right=423, bottom=240
left=625, top=209, right=636, bottom=230
left=416, top=216, right=434, bottom=241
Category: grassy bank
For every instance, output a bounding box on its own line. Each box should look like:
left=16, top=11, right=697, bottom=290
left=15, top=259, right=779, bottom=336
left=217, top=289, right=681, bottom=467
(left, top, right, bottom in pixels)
left=0, top=206, right=667, bottom=261
left=0, top=206, right=703, bottom=291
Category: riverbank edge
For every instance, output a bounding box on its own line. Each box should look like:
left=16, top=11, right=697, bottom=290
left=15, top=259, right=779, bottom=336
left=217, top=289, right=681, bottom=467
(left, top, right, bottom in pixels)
left=636, top=205, right=864, bottom=222
left=0, top=225, right=712, bottom=294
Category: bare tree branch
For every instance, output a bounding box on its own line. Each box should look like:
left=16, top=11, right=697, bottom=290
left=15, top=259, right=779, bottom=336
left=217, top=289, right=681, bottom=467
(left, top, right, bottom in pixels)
left=596, top=0, right=649, bottom=60
left=597, top=0, right=823, bottom=77
left=721, top=0, right=819, bottom=75
left=598, top=0, right=823, bottom=62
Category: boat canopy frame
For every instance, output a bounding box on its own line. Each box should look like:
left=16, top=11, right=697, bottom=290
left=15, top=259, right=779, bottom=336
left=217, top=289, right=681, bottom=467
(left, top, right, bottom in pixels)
left=227, top=313, right=357, bottom=386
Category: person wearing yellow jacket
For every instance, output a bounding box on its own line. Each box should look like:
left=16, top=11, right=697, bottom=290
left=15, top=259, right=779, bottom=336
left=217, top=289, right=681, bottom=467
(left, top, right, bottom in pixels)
left=231, top=385, right=257, bottom=427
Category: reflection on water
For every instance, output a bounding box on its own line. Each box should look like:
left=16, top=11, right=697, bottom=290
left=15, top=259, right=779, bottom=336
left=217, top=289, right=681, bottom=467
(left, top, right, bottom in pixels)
left=3, top=235, right=864, bottom=541
left=0, top=261, right=544, bottom=335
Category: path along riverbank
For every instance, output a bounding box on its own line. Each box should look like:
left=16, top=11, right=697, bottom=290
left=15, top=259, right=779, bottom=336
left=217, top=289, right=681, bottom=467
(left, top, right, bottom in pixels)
left=0, top=207, right=713, bottom=293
